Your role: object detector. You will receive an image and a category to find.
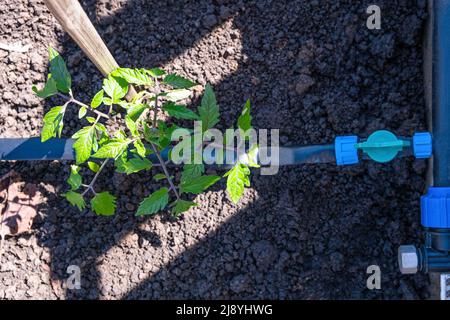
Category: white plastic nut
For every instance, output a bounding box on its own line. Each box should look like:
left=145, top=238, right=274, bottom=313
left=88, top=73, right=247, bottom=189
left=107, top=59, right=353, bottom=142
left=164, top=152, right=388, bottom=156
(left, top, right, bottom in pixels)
left=398, top=245, right=419, bottom=274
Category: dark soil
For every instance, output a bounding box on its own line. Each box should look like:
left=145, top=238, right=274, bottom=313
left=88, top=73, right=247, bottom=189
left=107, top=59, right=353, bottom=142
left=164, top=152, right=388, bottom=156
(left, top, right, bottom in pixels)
left=0, top=0, right=429, bottom=299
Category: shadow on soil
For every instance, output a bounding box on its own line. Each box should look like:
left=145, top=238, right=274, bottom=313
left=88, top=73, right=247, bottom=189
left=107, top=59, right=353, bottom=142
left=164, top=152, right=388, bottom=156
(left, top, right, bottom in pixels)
left=1, top=0, right=430, bottom=299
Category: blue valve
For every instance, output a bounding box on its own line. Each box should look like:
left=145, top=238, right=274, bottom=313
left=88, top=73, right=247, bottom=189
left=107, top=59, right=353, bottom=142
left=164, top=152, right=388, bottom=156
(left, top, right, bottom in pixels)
left=335, top=131, right=432, bottom=165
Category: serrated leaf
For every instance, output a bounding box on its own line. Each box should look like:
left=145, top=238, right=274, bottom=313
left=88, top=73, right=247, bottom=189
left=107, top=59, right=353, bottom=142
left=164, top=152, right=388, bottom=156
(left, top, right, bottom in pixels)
left=180, top=175, right=220, bottom=194
left=103, top=75, right=128, bottom=102
left=237, top=99, right=252, bottom=132
left=87, top=161, right=100, bottom=173
left=78, top=106, right=87, bottom=119
left=72, top=126, right=96, bottom=164
left=127, top=103, right=148, bottom=122
left=41, top=106, right=65, bottom=142
left=163, top=102, right=199, bottom=120
left=224, top=163, right=250, bottom=204
left=247, top=144, right=260, bottom=168
left=91, top=89, right=104, bottom=108
left=86, top=116, right=96, bottom=123
left=48, top=47, right=71, bottom=93
left=145, top=68, right=166, bottom=78
left=172, top=200, right=196, bottom=216
left=115, top=155, right=152, bottom=174
left=133, top=139, right=146, bottom=158
left=181, top=164, right=205, bottom=183
left=67, top=165, right=82, bottom=190
left=103, top=97, right=113, bottom=105
left=125, top=116, right=139, bottom=137
left=93, top=139, right=129, bottom=159
left=136, top=187, right=169, bottom=216
left=114, top=129, right=127, bottom=141
left=163, top=74, right=196, bottom=89
left=90, top=191, right=116, bottom=216
left=32, top=74, right=58, bottom=98
left=95, top=123, right=107, bottom=134
left=112, top=68, right=154, bottom=86
left=63, top=191, right=85, bottom=211
left=130, top=90, right=149, bottom=103
left=165, top=89, right=192, bottom=102
left=153, top=173, right=166, bottom=181
left=198, top=84, right=219, bottom=132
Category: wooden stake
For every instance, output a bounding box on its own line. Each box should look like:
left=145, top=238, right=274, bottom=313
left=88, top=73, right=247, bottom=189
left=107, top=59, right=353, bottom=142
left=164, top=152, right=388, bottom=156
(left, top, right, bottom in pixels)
left=43, top=0, right=119, bottom=76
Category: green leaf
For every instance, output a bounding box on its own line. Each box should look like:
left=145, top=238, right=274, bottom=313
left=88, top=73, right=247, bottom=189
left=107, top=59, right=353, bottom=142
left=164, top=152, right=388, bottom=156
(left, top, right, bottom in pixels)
left=103, top=97, right=113, bottom=105
left=72, top=126, right=96, bottom=164
left=165, top=89, right=192, bottom=102
left=93, top=139, right=129, bottom=159
left=87, top=161, right=100, bottom=173
left=133, top=139, right=146, bottom=158
left=32, top=75, right=58, bottom=98
left=143, top=122, right=158, bottom=145
left=111, top=68, right=154, bottom=86
left=130, top=90, right=149, bottom=103
left=48, top=47, right=71, bottom=93
left=103, top=75, right=128, bottom=102
left=181, top=164, right=205, bottom=183
left=247, top=144, right=260, bottom=168
left=86, top=116, right=96, bottom=123
left=115, top=155, right=152, bottom=174
left=114, top=129, right=128, bottom=141
left=172, top=200, right=197, bottom=216
left=125, top=116, right=139, bottom=137
left=180, top=175, right=220, bottom=194
left=163, top=74, right=196, bottom=89
left=67, top=165, right=82, bottom=190
left=153, top=173, right=166, bottom=181
left=136, top=187, right=169, bottom=216
left=198, top=84, right=219, bottom=132
left=145, top=68, right=166, bottom=78
left=224, top=163, right=250, bottom=204
left=237, top=99, right=252, bottom=132
left=95, top=123, right=107, bottom=134
left=90, top=191, right=116, bottom=216
left=147, top=121, right=178, bottom=150
left=63, top=191, right=85, bottom=211
left=163, top=102, right=199, bottom=120
left=78, top=106, right=87, bottom=119
left=91, top=89, right=104, bottom=108
left=41, top=106, right=65, bottom=142
left=127, top=103, right=149, bottom=122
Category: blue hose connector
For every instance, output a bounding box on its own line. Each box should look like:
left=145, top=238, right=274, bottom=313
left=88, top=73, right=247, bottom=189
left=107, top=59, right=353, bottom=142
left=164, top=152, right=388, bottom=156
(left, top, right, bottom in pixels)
left=335, top=135, right=359, bottom=165
left=413, top=132, right=432, bottom=159
left=421, top=187, right=450, bottom=228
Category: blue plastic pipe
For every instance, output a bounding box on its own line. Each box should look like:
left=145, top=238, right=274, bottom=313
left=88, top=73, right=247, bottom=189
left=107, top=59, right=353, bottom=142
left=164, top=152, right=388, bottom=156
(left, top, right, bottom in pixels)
left=0, top=137, right=339, bottom=165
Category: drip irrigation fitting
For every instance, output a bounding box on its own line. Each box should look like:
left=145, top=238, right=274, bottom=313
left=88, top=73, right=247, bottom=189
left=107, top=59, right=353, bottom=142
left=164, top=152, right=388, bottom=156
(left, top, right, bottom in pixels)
left=334, top=130, right=431, bottom=166
left=398, top=0, right=450, bottom=282
left=0, top=130, right=431, bottom=166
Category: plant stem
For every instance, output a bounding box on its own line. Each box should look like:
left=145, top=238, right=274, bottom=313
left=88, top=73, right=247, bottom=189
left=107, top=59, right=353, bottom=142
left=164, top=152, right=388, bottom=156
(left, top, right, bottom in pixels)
left=82, top=159, right=109, bottom=196
left=150, top=142, right=180, bottom=200
left=57, top=93, right=109, bottom=119
left=152, top=79, right=162, bottom=127
left=147, top=81, right=179, bottom=200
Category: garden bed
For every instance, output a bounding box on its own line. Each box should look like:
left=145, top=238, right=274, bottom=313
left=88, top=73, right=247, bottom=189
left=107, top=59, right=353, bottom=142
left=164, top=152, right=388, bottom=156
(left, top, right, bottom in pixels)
left=0, top=0, right=429, bottom=299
